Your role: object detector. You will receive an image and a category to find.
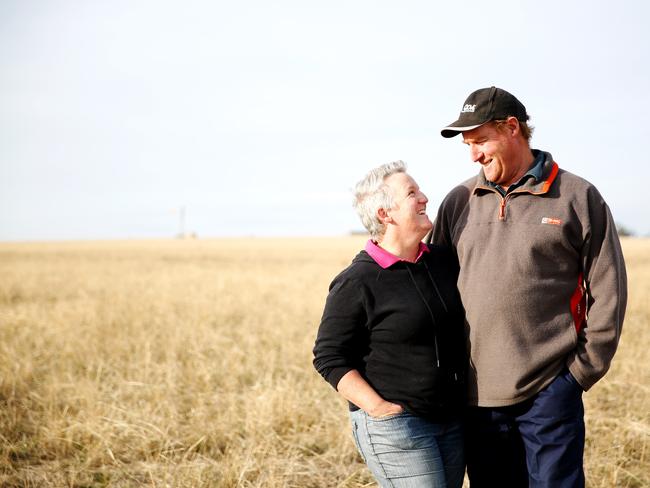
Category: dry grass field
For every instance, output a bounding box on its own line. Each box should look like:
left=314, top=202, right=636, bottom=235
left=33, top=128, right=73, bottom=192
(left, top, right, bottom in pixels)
left=0, top=236, right=648, bottom=487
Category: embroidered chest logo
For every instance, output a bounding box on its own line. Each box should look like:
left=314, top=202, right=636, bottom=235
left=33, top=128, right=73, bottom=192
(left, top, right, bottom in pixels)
left=462, top=104, right=476, bottom=113
left=541, top=217, right=562, bottom=226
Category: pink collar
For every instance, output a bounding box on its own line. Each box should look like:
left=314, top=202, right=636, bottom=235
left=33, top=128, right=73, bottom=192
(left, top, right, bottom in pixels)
left=364, top=239, right=429, bottom=269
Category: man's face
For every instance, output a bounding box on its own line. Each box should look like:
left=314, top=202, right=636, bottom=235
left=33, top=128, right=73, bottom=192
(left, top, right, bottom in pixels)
left=462, top=121, right=520, bottom=187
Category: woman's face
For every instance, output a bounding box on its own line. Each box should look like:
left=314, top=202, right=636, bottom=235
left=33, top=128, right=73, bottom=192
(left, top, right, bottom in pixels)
left=383, top=172, right=432, bottom=238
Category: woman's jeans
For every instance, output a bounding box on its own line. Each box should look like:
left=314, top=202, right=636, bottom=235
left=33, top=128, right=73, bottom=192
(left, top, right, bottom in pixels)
left=350, top=409, right=464, bottom=488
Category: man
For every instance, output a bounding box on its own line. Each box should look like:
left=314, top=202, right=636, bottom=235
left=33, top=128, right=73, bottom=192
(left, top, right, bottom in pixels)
left=429, top=86, right=627, bottom=487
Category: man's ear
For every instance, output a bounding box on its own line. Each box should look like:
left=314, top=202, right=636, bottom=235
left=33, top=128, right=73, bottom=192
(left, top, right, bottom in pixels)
left=377, top=207, right=391, bottom=224
left=506, top=116, right=520, bottom=136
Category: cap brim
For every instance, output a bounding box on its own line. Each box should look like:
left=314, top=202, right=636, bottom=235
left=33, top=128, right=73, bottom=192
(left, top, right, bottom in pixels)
left=440, top=123, right=483, bottom=138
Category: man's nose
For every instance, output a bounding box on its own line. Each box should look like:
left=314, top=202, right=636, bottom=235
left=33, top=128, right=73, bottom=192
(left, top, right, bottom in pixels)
left=469, top=145, right=483, bottom=162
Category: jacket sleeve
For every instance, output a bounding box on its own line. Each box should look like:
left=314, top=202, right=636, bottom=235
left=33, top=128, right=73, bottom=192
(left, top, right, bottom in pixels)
left=567, top=186, right=628, bottom=391
left=312, top=277, right=369, bottom=390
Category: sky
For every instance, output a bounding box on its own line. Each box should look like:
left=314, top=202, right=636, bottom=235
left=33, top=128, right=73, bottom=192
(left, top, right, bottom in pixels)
left=1, top=0, right=649, bottom=240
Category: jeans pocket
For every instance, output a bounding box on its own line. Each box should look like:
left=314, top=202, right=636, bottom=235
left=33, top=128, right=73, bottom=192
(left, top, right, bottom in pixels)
left=364, top=412, right=458, bottom=482
left=350, top=415, right=367, bottom=463
left=367, top=411, right=408, bottom=422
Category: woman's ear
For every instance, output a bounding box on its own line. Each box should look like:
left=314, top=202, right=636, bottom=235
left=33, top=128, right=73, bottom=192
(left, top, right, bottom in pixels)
left=377, top=208, right=391, bottom=224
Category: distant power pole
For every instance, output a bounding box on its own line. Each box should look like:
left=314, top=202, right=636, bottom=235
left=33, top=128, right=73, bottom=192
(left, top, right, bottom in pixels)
left=179, top=205, right=186, bottom=238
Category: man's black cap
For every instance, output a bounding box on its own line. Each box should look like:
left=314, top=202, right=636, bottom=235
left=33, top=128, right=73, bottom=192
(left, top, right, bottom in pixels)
left=441, top=86, right=528, bottom=138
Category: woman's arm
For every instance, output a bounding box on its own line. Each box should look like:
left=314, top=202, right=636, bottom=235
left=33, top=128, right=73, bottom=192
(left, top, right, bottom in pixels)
left=337, top=369, right=403, bottom=417
left=314, top=276, right=401, bottom=417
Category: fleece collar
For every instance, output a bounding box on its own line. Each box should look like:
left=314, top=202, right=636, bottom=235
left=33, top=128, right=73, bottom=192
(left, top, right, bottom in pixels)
left=474, top=149, right=559, bottom=196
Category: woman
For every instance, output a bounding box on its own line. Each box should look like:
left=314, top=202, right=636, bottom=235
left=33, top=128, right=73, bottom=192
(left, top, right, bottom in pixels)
left=313, top=161, right=466, bottom=487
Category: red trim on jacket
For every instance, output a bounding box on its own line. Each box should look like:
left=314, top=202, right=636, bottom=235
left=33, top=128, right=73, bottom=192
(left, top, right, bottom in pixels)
left=570, top=272, right=586, bottom=333
left=539, top=162, right=559, bottom=194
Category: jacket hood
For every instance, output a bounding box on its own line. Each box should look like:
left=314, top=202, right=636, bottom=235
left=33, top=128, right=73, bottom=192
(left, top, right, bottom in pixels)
left=351, top=249, right=376, bottom=265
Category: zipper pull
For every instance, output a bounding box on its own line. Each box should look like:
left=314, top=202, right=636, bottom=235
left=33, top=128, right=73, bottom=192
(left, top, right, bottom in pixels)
left=499, top=197, right=507, bottom=220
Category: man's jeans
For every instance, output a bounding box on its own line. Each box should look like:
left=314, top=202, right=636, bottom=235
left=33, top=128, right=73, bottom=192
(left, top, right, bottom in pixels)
left=465, top=368, right=586, bottom=488
left=350, top=409, right=464, bottom=488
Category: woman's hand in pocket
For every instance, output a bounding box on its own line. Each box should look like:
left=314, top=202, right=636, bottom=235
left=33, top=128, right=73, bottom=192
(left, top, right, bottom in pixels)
left=368, top=400, right=404, bottom=418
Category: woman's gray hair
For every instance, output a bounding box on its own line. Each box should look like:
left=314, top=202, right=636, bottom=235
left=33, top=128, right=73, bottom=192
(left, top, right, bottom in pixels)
left=353, top=160, right=407, bottom=240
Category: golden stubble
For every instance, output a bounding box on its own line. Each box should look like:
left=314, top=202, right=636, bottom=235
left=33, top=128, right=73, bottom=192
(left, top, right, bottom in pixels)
left=0, top=236, right=647, bottom=487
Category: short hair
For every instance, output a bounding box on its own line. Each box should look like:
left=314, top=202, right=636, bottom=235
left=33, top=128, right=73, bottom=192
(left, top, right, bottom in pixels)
left=353, top=160, right=406, bottom=240
left=494, top=118, right=534, bottom=142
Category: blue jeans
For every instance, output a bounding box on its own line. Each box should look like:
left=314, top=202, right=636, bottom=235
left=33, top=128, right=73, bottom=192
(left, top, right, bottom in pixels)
left=465, top=368, right=585, bottom=488
left=350, top=409, right=465, bottom=488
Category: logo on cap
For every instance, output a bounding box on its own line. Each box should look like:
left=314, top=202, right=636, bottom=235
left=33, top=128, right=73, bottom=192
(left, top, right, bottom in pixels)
left=462, top=104, right=476, bottom=113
